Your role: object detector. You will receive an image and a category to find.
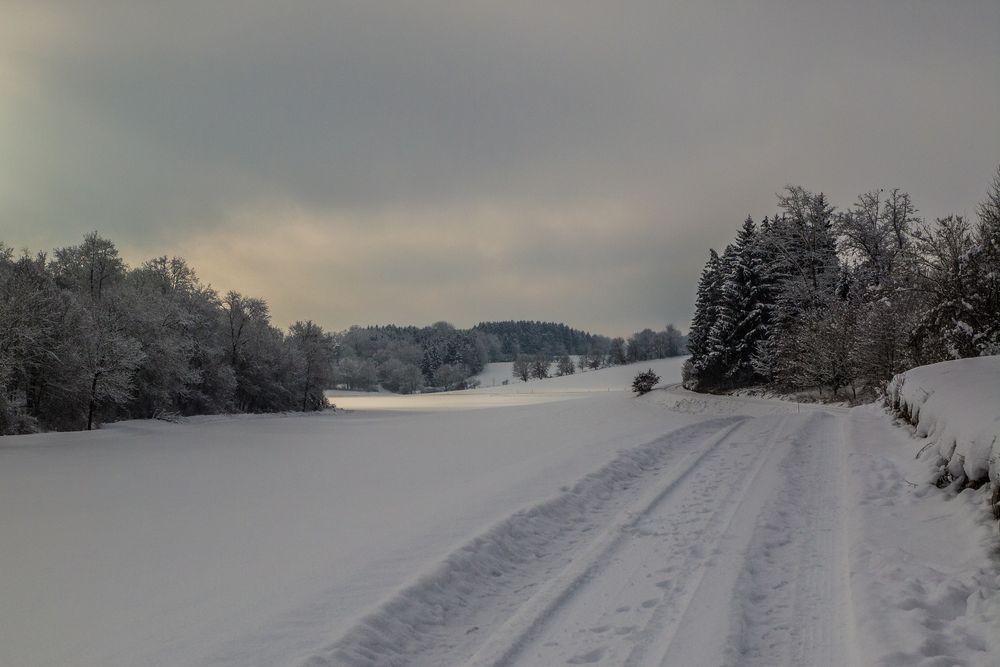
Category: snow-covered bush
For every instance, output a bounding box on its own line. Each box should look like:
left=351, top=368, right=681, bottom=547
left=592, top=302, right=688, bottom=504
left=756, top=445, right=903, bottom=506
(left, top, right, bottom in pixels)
left=632, top=369, right=660, bottom=395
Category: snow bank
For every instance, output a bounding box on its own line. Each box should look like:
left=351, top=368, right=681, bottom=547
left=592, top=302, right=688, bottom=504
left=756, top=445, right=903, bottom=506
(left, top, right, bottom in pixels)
left=886, top=355, right=1000, bottom=485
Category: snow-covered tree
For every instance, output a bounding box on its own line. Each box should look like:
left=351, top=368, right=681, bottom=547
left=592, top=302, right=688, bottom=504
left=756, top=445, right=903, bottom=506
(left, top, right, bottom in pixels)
left=686, top=249, right=723, bottom=363
left=608, top=337, right=627, bottom=365
left=51, top=232, right=125, bottom=303
left=287, top=320, right=335, bottom=411
left=75, top=302, right=146, bottom=430
left=706, top=217, right=774, bottom=386
left=556, top=354, right=575, bottom=376
left=530, top=353, right=551, bottom=380
left=512, top=354, right=532, bottom=382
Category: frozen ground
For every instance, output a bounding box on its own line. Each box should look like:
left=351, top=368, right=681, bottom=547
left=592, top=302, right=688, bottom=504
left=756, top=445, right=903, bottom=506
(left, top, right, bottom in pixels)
left=1, top=359, right=997, bottom=667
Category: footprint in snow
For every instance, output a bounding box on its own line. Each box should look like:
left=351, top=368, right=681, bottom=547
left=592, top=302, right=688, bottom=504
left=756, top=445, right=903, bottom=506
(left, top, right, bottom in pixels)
left=641, top=598, right=658, bottom=609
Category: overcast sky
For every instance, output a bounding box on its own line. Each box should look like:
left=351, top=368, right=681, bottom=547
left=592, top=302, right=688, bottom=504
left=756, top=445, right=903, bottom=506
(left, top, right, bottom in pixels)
left=2, top=1, right=998, bottom=336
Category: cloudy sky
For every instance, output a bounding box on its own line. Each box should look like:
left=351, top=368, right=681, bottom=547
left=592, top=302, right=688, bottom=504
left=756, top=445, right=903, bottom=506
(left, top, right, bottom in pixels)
left=2, top=1, right=998, bottom=336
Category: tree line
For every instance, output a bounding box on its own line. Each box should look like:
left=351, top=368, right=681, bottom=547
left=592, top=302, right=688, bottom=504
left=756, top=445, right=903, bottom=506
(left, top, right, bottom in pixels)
left=510, top=325, right=687, bottom=382
left=684, top=166, right=1000, bottom=399
left=332, top=321, right=686, bottom=391
left=0, top=234, right=337, bottom=434
left=331, top=322, right=494, bottom=393
left=472, top=320, right=612, bottom=360
left=1, top=236, right=658, bottom=432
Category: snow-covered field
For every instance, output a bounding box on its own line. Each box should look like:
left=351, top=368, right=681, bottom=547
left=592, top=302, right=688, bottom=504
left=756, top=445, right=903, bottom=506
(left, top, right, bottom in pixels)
left=1, top=358, right=997, bottom=667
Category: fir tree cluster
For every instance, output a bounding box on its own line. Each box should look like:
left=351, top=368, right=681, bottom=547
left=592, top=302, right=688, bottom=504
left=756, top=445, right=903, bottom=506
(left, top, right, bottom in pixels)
left=472, top=320, right=611, bottom=360
left=685, top=167, right=1000, bottom=399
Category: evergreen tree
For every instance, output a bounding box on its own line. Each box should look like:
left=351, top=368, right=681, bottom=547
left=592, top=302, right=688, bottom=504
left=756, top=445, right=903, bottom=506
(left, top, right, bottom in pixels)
left=717, top=217, right=773, bottom=385
left=686, top=248, right=723, bottom=363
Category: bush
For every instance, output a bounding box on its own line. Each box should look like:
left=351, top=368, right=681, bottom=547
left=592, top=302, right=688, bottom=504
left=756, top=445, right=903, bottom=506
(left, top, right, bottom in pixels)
left=632, top=369, right=660, bottom=395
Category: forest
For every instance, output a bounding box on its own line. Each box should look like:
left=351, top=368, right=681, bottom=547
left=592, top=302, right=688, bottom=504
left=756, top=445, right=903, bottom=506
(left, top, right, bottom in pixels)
left=684, top=165, right=1000, bottom=399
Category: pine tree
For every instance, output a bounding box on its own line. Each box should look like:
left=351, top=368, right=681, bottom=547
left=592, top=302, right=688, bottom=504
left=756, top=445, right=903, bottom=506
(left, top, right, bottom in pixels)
left=719, top=217, right=773, bottom=384
left=685, top=249, right=723, bottom=362
left=683, top=248, right=724, bottom=389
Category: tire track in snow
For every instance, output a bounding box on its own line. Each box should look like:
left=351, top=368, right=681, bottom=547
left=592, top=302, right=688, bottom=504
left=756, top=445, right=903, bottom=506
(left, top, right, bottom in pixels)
left=720, top=411, right=854, bottom=667
left=485, top=414, right=794, bottom=667
left=465, top=419, right=757, bottom=667
left=620, top=414, right=793, bottom=667
left=297, top=417, right=747, bottom=667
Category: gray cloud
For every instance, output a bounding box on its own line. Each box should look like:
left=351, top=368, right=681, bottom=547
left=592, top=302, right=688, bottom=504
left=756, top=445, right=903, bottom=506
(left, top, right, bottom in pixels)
left=2, top=1, right=998, bottom=335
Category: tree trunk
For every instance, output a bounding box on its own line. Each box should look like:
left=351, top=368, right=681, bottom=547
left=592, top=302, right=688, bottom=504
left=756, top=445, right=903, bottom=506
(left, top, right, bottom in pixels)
left=87, top=374, right=98, bottom=430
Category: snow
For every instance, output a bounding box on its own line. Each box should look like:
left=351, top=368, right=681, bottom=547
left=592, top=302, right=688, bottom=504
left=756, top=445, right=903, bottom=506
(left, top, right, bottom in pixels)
left=467, top=357, right=687, bottom=395
left=887, top=355, right=1000, bottom=483
left=844, top=405, right=1000, bottom=666
left=0, top=361, right=704, bottom=667
left=330, top=358, right=688, bottom=412
left=1, top=357, right=998, bottom=667
left=467, top=361, right=515, bottom=387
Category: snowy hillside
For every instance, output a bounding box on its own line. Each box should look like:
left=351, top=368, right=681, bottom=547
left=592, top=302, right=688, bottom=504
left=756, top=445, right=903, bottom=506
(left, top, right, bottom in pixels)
left=468, top=361, right=516, bottom=387
left=468, top=357, right=687, bottom=394
left=887, top=355, right=1000, bottom=485
left=469, top=357, right=686, bottom=392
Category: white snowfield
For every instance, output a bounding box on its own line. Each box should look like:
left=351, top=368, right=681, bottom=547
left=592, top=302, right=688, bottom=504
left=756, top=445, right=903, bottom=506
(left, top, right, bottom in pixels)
left=887, top=355, right=1000, bottom=484
left=1, top=359, right=997, bottom=667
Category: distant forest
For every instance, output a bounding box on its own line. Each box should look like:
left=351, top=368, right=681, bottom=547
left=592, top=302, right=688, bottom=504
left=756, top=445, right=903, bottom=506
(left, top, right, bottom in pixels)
left=0, top=236, right=687, bottom=433
left=333, top=320, right=687, bottom=393
left=684, top=165, right=1000, bottom=400
left=472, top=321, right=611, bottom=360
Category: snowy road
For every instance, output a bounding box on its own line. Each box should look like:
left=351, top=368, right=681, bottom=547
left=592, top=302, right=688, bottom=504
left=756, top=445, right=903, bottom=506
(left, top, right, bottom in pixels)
left=322, top=411, right=859, bottom=667
left=2, top=359, right=997, bottom=667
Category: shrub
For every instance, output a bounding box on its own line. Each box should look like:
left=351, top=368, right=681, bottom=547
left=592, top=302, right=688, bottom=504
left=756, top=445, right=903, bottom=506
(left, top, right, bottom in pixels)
left=632, top=369, right=660, bottom=395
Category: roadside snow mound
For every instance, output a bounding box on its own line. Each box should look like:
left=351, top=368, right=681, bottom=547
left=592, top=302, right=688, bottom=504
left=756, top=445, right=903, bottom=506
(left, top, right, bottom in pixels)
left=886, top=356, right=1000, bottom=485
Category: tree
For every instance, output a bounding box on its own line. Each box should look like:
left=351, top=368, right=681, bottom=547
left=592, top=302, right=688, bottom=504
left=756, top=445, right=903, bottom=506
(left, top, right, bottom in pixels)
left=632, top=369, right=660, bottom=395
left=909, top=215, right=980, bottom=359
left=51, top=232, right=125, bottom=302
left=336, top=357, right=378, bottom=391
left=608, top=337, right=627, bottom=365
left=709, top=217, right=774, bottom=386
left=512, top=354, right=532, bottom=382
left=530, top=353, right=550, bottom=380
left=654, top=325, right=685, bottom=358
left=75, top=303, right=146, bottom=430
left=578, top=349, right=604, bottom=370
left=556, top=354, right=575, bottom=376
left=287, top=320, right=335, bottom=411
left=378, top=358, right=424, bottom=394
left=970, top=165, right=1000, bottom=354
left=432, top=363, right=468, bottom=390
